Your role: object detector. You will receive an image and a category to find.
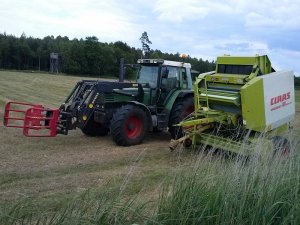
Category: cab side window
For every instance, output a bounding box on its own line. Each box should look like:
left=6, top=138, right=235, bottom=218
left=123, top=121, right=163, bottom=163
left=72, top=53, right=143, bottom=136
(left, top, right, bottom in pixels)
left=181, top=68, right=188, bottom=88
left=163, top=66, right=180, bottom=90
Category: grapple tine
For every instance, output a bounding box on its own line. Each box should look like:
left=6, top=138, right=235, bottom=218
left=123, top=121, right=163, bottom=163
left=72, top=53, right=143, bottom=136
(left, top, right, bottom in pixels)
left=3, top=101, right=60, bottom=137
left=4, top=101, right=43, bottom=128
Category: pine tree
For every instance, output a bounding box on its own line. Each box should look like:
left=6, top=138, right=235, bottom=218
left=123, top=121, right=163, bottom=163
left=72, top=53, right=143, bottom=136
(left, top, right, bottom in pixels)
left=139, top=31, right=152, bottom=58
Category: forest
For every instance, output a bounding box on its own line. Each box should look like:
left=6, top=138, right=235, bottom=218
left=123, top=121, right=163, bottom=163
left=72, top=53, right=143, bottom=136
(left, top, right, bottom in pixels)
left=1, top=32, right=299, bottom=86
left=0, top=33, right=215, bottom=79
left=295, top=76, right=300, bottom=88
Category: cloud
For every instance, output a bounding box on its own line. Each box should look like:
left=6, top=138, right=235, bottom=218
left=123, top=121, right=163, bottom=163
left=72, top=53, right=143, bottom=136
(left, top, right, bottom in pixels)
left=154, top=0, right=209, bottom=22
left=0, top=0, right=299, bottom=75
left=153, top=0, right=236, bottom=22
left=270, top=48, right=300, bottom=75
left=187, top=38, right=270, bottom=61
left=0, top=0, right=142, bottom=44
left=153, top=0, right=300, bottom=31
left=245, top=9, right=300, bottom=28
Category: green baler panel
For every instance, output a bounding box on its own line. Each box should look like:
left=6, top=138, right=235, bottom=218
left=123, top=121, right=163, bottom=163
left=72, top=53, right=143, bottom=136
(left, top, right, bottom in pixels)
left=240, top=77, right=266, bottom=132
left=217, top=56, right=258, bottom=65
left=216, top=55, right=272, bottom=75
left=257, top=55, right=272, bottom=74
left=198, top=88, right=240, bottom=106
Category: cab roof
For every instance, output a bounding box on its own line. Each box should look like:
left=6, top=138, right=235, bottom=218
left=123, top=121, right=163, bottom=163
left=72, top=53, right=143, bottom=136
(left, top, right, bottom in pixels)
left=137, top=59, right=191, bottom=68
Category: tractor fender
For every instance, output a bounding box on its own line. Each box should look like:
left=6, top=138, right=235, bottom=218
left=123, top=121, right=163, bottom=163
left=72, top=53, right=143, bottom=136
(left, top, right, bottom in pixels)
left=177, top=90, right=194, bottom=99
left=128, top=101, right=153, bottom=131
left=165, top=90, right=194, bottom=113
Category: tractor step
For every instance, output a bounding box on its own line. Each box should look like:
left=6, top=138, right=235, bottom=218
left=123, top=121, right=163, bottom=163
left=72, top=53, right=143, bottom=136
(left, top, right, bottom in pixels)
left=4, top=101, right=59, bottom=137
left=157, top=113, right=168, bottom=129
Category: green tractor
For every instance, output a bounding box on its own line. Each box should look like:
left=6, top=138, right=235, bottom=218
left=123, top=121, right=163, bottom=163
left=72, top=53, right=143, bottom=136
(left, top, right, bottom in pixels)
left=4, top=58, right=195, bottom=146
left=170, top=55, right=295, bottom=156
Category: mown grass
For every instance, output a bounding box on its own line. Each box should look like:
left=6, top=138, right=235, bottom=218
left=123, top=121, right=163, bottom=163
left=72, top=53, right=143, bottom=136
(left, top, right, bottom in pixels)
left=1, top=150, right=300, bottom=225
left=0, top=71, right=179, bottom=213
left=0, top=71, right=299, bottom=224
left=0, top=71, right=99, bottom=108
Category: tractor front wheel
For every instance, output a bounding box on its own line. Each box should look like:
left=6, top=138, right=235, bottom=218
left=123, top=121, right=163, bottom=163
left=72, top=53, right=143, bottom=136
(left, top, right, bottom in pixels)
left=110, top=105, right=148, bottom=146
left=169, top=96, right=194, bottom=139
left=81, top=119, right=109, bottom=136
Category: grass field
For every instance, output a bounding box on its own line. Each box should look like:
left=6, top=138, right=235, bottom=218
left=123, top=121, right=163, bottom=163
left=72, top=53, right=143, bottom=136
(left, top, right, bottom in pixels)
left=0, top=71, right=193, bottom=212
left=0, top=71, right=299, bottom=224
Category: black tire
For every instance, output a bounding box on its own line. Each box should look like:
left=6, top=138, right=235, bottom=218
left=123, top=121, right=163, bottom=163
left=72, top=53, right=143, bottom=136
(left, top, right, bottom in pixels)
left=81, top=119, right=109, bottom=136
left=169, top=96, right=194, bottom=139
left=110, top=105, right=148, bottom=146
left=153, top=127, right=163, bottom=133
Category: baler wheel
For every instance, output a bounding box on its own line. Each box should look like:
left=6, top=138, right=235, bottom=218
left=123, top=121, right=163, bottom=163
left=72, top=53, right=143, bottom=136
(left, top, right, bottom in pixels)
left=110, top=105, right=148, bottom=146
left=169, top=96, right=194, bottom=139
left=273, top=137, right=291, bottom=157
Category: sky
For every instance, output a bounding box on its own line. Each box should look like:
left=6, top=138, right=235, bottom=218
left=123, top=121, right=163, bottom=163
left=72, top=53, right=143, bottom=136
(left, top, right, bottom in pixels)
left=1, top=0, right=300, bottom=75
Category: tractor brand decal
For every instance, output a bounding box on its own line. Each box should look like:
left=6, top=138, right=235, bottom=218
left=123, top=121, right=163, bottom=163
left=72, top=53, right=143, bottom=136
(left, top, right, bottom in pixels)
left=270, top=92, right=292, bottom=111
left=270, top=92, right=290, bottom=105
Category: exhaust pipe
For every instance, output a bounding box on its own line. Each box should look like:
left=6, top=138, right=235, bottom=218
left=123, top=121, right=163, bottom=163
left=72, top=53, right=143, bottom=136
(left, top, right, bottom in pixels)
left=119, top=58, right=124, bottom=82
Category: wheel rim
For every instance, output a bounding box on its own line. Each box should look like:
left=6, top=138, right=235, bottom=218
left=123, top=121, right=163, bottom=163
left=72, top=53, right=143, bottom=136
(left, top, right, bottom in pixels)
left=125, top=116, right=142, bottom=139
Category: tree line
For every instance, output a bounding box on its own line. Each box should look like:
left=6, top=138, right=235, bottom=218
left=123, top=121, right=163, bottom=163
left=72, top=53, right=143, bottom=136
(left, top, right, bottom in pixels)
left=295, top=76, right=300, bottom=88
left=0, top=33, right=215, bottom=78
left=2, top=32, right=298, bottom=86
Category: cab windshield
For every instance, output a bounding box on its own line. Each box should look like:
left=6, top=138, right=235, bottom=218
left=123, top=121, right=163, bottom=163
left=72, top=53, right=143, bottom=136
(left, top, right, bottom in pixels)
left=136, top=65, right=159, bottom=88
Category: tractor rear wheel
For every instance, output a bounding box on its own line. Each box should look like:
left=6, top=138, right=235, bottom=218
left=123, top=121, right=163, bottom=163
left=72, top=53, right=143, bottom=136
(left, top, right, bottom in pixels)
left=81, top=119, right=109, bottom=136
left=110, top=105, right=148, bottom=146
left=169, top=96, right=194, bottom=139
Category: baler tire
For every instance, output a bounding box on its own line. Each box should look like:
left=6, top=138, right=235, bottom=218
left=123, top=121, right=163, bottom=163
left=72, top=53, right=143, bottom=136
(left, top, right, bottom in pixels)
left=169, top=96, right=194, bottom=139
left=273, top=137, right=291, bottom=157
left=81, top=120, right=109, bottom=137
left=110, top=105, right=148, bottom=146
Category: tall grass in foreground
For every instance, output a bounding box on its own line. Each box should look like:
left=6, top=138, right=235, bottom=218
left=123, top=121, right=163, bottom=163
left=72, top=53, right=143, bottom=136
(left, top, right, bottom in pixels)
left=0, top=190, right=149, bottom=225
left=154, top=147, right=300, bottom=225
left=1, top=141, right=300, bottom=225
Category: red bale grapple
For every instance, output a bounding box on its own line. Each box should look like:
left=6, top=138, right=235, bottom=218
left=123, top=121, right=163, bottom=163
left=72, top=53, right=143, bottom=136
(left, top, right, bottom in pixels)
left=4, top=101, right=60, bottom=137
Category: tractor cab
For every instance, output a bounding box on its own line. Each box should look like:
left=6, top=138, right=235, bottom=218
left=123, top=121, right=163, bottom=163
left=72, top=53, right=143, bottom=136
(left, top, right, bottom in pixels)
left=136, top=59, right=192, bottom=106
